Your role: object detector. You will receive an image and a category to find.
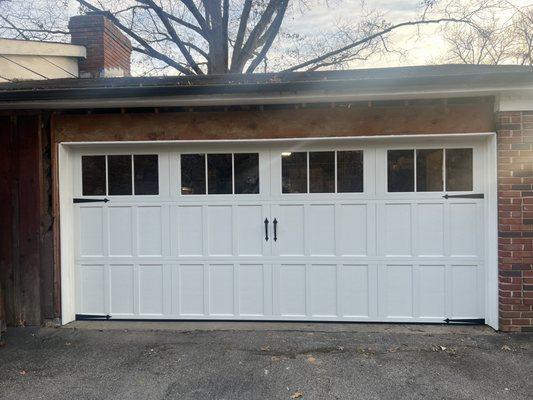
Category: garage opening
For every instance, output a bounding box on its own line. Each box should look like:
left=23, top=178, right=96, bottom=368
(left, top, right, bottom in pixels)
left=63, top=136, right=494, bottom=324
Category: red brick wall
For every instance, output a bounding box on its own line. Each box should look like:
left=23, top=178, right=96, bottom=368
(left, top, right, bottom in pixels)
left=69, top=14, right=132, bottom=78
left=497, top=110, right=533, bottom=332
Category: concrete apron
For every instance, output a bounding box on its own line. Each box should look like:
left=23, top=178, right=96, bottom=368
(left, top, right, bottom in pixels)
left=64, top=321, right=495, bottom=335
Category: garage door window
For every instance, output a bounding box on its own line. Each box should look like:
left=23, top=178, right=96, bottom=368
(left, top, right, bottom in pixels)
left=387, top=148, right=473, bottom=192
left=82, top=154, right=159, bottom=196
left=283, top=151, right=364, bottom=194
left=181, top=153, right=259, bottom=195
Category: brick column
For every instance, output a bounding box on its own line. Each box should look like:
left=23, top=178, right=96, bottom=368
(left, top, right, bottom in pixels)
left=497, top=110, right=533, bottom=332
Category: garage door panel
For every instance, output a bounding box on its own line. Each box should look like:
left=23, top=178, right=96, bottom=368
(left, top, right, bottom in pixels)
left=416, top=204, right=445, bottom=256
left=339, top=204, right=368, bottom=256
left=340, top=264, right=370, bottom=317
left=109, top=264, right=134, bottom=314
left=137, top=207, right=163, bottom=256
left=139, top=264, right=164, bottom=315
left=178, top=264, right=205, bottom=316
left=418, top=265, right=446, bottom=318
left=276, top=205, right=305, bottom=256
left=308, top=205, right=336, bottom=256
left=238, top=264, right=266, bottom=316
left=177, top=206, right=203, bottom=256
left=74, top=143, right=487, bottom=323
left=309, top=264, right=337, bottom=317
left=237, top=205, right=266, bottom=256
left=381, top=265, right=413, bottom=318
left=77, top=264, right=106, bottom=314
left=278, top=264, right=306, bottom=316
left=208, top=206, right=233, bottom=256
left=449, top=203, right=478, bottom=257
left=79, top=207, right=105, bottom=257
left=209, top=264, right=235, bottom=316
left=383, top=204, right=412, bottom=256
left=108, top=207, right=133, bottom=256
left=451, top=265, right=480, bottom=318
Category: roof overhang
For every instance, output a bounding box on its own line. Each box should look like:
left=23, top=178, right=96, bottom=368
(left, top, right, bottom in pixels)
left=0, top=65, right=531, bottom=110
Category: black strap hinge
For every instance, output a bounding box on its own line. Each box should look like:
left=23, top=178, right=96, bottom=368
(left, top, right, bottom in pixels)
left=73, top=198, right=109, bottom=204
left=443, top=193, right=484, bottom=199
left=444, top=318, right=485, bottom=324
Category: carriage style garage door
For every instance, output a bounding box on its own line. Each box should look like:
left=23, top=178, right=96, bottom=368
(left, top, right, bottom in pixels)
left=74, top=138, right=487, bottom=322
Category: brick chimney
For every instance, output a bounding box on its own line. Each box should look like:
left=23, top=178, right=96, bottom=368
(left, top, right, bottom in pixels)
left=69, top=14, right=132, bottom=78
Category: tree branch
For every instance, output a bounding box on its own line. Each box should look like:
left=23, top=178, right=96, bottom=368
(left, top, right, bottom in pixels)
left=283, top=17, right=472, bottom=72
left=246, top=0, right=288, bottom=73
left=139, top=0, right=204, bottom=74
left=230, top=0, right=252, bottom=71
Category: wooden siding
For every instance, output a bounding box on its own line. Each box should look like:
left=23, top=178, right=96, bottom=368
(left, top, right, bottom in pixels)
left=0, top=114, right=55, bottom=326
left=53, top=101, right=495, bottom=143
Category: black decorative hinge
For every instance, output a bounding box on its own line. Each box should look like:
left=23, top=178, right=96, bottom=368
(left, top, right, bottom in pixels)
left=75, top=314, right=111, bottom=321
left=444, top=318, right=485, bottom=324
left=73, top=198, right=110, bottom=203
left=442, top=193, right=484, bottom=199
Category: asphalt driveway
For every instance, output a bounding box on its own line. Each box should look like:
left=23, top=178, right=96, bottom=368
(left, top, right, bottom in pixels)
left=0, top=323, right=531, bottom=400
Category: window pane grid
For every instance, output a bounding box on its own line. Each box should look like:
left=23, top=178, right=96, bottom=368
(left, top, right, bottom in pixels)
left=181, top=153, right=260, bottom=195
left=387, top=148, right=473, bottom=193
left=283, top=150, right=363, bottom=194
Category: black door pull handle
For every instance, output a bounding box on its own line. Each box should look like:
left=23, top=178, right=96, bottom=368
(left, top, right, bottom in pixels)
left=273, top=218, right=278, bottom=242
left=264, top=218, right=269, bottom=241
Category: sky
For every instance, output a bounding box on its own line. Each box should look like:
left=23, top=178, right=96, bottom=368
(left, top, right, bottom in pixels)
left=277, top=0, right=533, bottom=68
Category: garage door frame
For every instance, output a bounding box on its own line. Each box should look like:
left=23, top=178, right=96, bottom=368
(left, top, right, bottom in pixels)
left=58, top=132, right=498, bottom=329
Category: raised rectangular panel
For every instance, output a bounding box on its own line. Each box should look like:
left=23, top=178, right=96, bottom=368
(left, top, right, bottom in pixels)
left=208, top=206, right=233, bottom=256
left=417, top=204, right=444, bottom=256
left=79, top=207, right=104, bottom=256
left=138, top=207, right=162, bottom=256
left=108, top=207, right=133, bottom=256
left=384, top=204, right=412, bottom=256
left=139, top=265, right=163, bottom=314
left=279, top=264, right=306, bottom=316
left=237, top=205, right=263, bottom=256
left=238, top=264, right=264, bottom=316
left=308, top=205, right=335, bottom=256
left=178, top=206, right=203, bottom=256
left=341, top=265, right=369, bottom=317
left=451, top=265, right=479, bottom=317
left=309, top=264, right=337, bottom=317
left=179, top=264, right=204, bottom=315
left=278, top=205, right=305, bottom=256
left=78, top=264, right=105, bottom=314
left=339, top=204, right=367, bottom=256
left=209, top=264, right=234, bottom=315
left=419, top=265, right=445, bottom=318
left=383, top=265, right=413, bottom=318
left=109, top=264, right=134, bottom=314
left=449, top=203, right=477, bottom=256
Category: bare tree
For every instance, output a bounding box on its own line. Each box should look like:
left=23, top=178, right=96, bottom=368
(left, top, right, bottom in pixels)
left=0, top=0, right=490, bottom=75
left=440, top=2, right=533, bottom=65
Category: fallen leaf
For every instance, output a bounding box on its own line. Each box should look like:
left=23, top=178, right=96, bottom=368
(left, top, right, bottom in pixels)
left=440, top=346, right=447, bottom=351
left=290, top=391, right=303, bottom=399
left=261, top=346, right=270, bottom=352
left=501, top=345, right=512, bottom=351
left=337, top=346, right=344, bottom=351
left=19, top=370, right=27, bottom=376
left=307, top=356, right=317, bottom=364
left=388, top=347, right=398, bottom=353
left=65, top=342, right=71, bottom=346
left=271, top=356, right=281, bottom=362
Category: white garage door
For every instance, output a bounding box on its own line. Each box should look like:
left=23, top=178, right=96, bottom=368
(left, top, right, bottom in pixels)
left=74, top=138, right=487, bottom=322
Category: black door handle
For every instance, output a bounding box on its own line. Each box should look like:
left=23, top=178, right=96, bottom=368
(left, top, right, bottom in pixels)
left=273, top=218, right=278, bottom=242
left=264, top=218, right=269, bottom=241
